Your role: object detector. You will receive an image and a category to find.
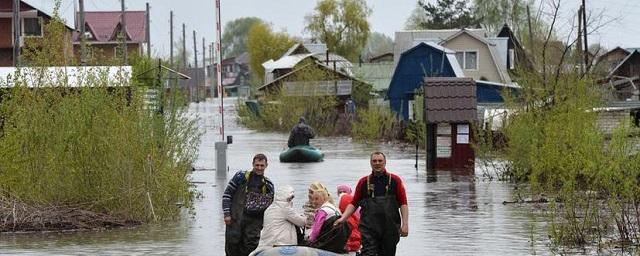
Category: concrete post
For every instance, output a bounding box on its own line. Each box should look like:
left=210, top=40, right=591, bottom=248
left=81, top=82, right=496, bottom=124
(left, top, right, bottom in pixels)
left=215, top=141, right=227, bottom=175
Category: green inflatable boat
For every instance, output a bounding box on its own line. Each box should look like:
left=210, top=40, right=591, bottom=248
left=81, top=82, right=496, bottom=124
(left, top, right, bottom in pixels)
left=279, top=145, right=324, bottom=163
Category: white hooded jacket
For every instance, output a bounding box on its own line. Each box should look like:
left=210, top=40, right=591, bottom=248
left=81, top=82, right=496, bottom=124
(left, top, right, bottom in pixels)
left=250, top=185, right=306, bottom=255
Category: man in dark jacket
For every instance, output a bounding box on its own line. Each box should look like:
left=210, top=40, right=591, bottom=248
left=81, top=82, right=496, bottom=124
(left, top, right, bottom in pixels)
left=222, top=154, right=275, bottom=256
left=287, top=117, right=315, bottom=148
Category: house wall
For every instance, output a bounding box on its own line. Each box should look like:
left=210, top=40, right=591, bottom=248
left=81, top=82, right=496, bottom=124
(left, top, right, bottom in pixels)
left=442, top=33, right=503, bottom=83
left=597, top=110, right=629, bottom=135
left=599, top=50, right=628, bottom=73
left=0, top=18, right=12, bottom=48
left=74, top=43, right=141, bottom=62
left=617, top=55, right=640, bottom=78
left=388, top=43, right=457, bottom=120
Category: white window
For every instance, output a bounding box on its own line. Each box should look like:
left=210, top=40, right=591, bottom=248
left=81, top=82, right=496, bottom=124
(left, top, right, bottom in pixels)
left=22, top=17, right=43, bottom=37
left=455, top=50, right=479, bottom=70
left=508, top=49, right=515, bottom=69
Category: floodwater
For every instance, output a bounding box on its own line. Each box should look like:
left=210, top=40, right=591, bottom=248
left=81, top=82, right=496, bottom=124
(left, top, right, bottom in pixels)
left=0, top=98, right=552, bottom=255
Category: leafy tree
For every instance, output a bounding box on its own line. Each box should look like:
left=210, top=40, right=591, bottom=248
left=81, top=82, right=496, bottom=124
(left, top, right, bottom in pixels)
left=360, top=32, right=393, bottom=61
left=405, top=0, right=480, bottom=30
left=221, top=17, right=264, bottom=58
left=304, top=0, right=371, bottom=62
left=473, top=0, right=529, bottom=34
left=247, top=22, right=296, bottom=86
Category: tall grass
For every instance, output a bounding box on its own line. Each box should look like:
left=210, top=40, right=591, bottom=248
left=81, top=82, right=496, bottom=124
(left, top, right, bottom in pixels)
left=0, top=6, right=200, bottom=223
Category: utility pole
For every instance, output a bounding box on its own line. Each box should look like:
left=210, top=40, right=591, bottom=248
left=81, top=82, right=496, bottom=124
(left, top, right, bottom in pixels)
left=577, top=5, right=583, bottom=74
left=582, top=0, right=589, bottom=70
left=182, top=23, right=186, bottom=71
left=526, top=5, right=534, bottom=64
left=120, top=0, right=128, bottom=65
left=202, top=37, right=206, bottom=98
left=13, top=0, right=20, bottom=67
left=193, top=30, right=199, bottom=103
left=79, top=0, right=86, bottom=65
left=169, top=11, right=173, bottom=68
left=214, top=0, right=228, bottom=175
left=210, top=42, right=215, bottom=97
left=145, top=2, right=151, bottom=58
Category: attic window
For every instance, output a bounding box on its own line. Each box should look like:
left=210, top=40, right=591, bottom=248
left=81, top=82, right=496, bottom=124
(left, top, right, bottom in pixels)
left=23, top=17, right=43, bottom=37
left=455, top=51, right=478, bottom=70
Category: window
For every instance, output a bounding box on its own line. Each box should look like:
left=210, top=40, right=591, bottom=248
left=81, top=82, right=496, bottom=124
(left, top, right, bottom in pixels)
left=465, top=51, right=477, bottom=70
left=455, top=51, right=479, bottom=70
left=508, top=49, right=515, bottom=69
left=23, top=17, right=43, bottom=37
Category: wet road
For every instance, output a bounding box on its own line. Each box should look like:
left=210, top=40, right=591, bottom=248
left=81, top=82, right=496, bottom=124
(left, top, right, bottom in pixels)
left=0, top=98, right=549, bottom=255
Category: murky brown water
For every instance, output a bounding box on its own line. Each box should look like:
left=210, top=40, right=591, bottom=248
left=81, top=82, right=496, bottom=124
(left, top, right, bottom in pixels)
left=0, top=99, right=553, bottom=255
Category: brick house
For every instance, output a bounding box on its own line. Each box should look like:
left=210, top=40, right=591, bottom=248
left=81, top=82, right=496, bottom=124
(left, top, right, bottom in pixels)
left=0, top=0, right=74, bottom=66
left=73, top=11, right=147, bottom=62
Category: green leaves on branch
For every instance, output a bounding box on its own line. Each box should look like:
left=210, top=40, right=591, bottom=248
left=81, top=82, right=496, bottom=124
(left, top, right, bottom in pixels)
left=304, top=0, right=371, bottom=62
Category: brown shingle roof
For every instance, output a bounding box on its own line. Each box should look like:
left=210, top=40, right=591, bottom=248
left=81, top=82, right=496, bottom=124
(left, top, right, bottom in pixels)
left=423, top=77, right=476, bottom=123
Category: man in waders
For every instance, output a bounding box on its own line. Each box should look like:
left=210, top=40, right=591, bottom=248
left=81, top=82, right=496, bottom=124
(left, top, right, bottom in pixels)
left=222, top=154, right=275, bottom=256
left=334, top=152, right=409, bottom=256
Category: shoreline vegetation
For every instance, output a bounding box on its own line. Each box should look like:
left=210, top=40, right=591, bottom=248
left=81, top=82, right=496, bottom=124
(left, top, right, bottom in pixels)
left=0, top=5, right=200, bottom=233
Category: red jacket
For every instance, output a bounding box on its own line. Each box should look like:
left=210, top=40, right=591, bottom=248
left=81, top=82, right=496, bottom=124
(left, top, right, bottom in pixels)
left=339, top=193, right=361, bottom=252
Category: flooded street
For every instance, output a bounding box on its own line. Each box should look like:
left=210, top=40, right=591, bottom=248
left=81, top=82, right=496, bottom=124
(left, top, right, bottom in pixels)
left=1, top=99, right=549, bottom=255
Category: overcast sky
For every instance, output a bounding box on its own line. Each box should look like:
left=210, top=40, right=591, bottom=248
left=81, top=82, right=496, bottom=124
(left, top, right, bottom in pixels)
left=31, top=0, right=640, bottom=59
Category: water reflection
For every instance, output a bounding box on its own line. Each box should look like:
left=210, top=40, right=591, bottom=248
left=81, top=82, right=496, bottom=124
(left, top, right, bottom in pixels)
left=0, top=99, right=551, bottom=255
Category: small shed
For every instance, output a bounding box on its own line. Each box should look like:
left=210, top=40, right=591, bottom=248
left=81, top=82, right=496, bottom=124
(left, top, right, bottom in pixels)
left=423, top=77, right=476, bottom=171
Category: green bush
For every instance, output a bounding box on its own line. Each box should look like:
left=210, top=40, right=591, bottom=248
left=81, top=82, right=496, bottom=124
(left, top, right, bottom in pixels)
left=0, top=7, right=199, bottom=223
left=351, top=105, right=396, bottom=142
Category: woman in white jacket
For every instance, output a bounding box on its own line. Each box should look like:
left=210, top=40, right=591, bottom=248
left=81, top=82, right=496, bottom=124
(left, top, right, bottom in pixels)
left=250, top=185, right=306, bottom=256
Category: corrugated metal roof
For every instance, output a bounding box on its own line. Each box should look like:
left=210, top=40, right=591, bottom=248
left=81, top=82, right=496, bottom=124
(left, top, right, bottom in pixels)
left=351, top=63, right=393, bottom=91
left=423, top=77, right=477, bottom=123
left=74, top=11, right=147, bottom=43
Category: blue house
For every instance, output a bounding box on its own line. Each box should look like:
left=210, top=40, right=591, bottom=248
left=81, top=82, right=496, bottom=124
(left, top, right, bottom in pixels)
left=387, top=42, right=463, bottom=120
left=388, top=42, right=521, bottom=120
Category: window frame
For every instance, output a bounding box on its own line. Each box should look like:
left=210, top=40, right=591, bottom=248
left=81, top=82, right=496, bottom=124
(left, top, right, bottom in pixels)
left=455, top=50, right=480, bottom=71
left=22, top=17, right=43, bottom=37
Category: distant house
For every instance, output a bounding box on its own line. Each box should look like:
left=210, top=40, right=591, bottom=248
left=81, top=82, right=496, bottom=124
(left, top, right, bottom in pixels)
left=262, top=43, right=353, bottom=85
left=258, top=44, right=369, bottom=103
left=387, top=42, right=463, bottom=120
left=210, top=52, right=250, bottom=97
left=0, top=0, right=75, bottom=66
left=602, top=50, right=640, bottom=101
left=496, top=24, right=534, bottom=74
left=387, top=41, right=521, bottom=121
left=394, top=28, right=513, bottom=84
left=73, top=11, right=148, bottom=61
left=596, top=47, right=635, bottom=74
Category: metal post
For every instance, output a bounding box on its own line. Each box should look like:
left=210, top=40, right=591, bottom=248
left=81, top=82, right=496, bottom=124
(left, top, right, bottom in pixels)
left=582, top=0, right=589, bottom=70
left=145, top=2, right=151, bottom=58
left=215, top=0, right=227, bottom=174
left=79, top=0, right=86, bottom=65
left=193, top=30, right=199, bottom=103
left=216, top=0, right=224, bottom=140
left=202, top=37, right=206, bottom=98
left=169, top=11, right=174, bottom=68
left=13, top=0, right=20, bottom=67
left=120, top=0, right=128, bottom=65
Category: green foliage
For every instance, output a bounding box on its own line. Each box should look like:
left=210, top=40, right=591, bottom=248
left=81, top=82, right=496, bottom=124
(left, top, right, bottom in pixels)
left=238, top=65, right=340, bottom=135
left=351, top=105, right=396, bottom=141
left=305, top=0, right=371, bottom=61
left=473, top=0, right=529, bottom=34
left=222, top=17, right=265, bottom=58
left=360, top=32, right=393, bottom=61
left=0, top=6, right=200, bottom=223
left=406, top=0, right=480, bottom=30
left=247, top=23, right=297, bottom=87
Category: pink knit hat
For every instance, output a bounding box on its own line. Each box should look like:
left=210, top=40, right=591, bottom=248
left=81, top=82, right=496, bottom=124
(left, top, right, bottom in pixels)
left=336, top=184, right=352, bottom=195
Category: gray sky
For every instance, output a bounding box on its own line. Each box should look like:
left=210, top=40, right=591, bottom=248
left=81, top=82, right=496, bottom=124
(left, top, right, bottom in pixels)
left=32, top=0, right=640, bottom=59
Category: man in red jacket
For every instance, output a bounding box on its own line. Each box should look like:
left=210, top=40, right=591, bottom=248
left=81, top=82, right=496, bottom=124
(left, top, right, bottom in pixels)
left=337, top=184, right=361, bottom=255
left=335, top=152, right=409, bottom=256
